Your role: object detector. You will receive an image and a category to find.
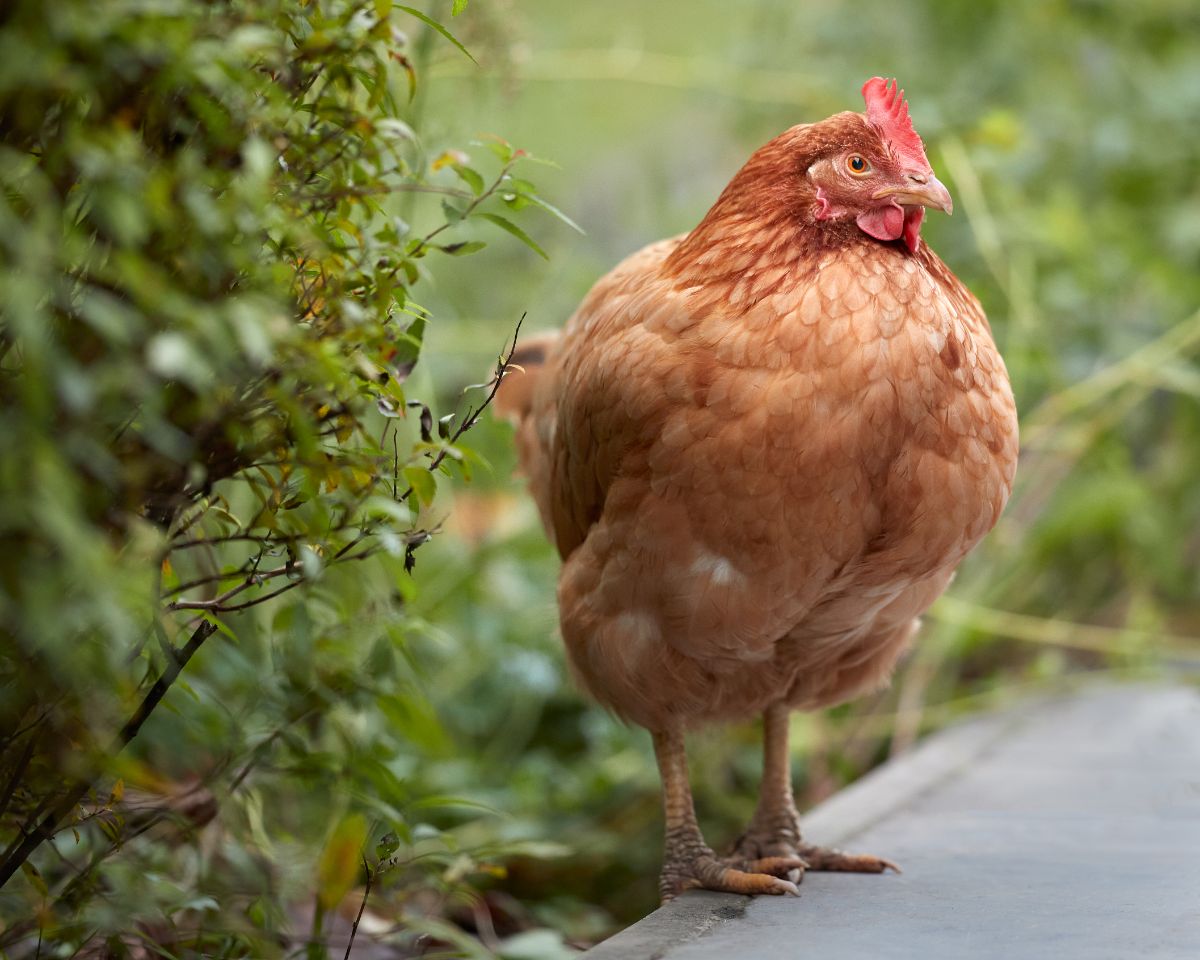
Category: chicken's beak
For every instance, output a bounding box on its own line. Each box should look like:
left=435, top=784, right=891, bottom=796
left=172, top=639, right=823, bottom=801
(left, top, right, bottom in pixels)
left=873, top=173, right=953, bottom=215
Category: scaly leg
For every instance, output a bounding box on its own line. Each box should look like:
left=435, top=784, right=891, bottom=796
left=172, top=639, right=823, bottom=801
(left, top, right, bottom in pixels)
left=653, top=724, right=804, bottom=902
left=725, top=704, right=899, bottom=879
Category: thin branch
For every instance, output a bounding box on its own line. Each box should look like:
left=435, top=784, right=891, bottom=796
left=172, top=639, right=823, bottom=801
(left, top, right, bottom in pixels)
left=170, top=530, right=312, bottom=551
left=165, top=563, right=298, bottom=612
left=300, top=182, right=472, bottom=212
left=425, top=313, right=524, bottom=476
left=169, top=500, right=214, bottom=541
left=342, top=857, right=373, bottom=960
left=456, top=315, right=526, bottom=441
left=209, top=578, right=304, bottom=614
left=0, top=620, right=218, bottom=890
left=404, top=159, right=519, bottom=263
left=0, top=726, right=41, bottom=823
left=335, top=544, right=383, bottom=565
left=161, top=564, right=257, bottom=600
left=0, top=705, right=57, bottom=753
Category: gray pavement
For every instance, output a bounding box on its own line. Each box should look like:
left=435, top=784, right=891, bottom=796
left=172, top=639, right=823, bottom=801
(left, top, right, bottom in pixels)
left=584, top=682, right=1200, bottom=959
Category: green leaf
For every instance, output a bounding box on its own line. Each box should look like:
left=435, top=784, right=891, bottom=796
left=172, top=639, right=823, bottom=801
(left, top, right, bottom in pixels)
left=21, top=862, right=48, bottom=898
left=406, top=794, right=500, bottom=814
left=403, top=466, right=437, bottom=506
left=396, top=6, right=477, bottom=63
left=452, top=0, right=468, bottom=15
left=452, top=164, right=485, bottom=195
left=439, top=240, right=486, bottom=256
left=390, top=312, right=425, bottom=381
left=522, top=191, right=586, bottom=234
left=375, top=118, right=415, bottom=141
left=200, top=613, right=239, bottom=644
left=479, top=136, right=516, bottom=164
left=180, top=895, right=220, bottom=914
left=364, top=495, right=414, bottom=527
left=376, top=832, right=400, bottom=860
left=476, top=213, right=548, bottom=259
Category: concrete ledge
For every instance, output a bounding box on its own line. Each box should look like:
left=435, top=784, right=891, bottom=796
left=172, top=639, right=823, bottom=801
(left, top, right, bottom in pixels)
left=585, top=682, right=1200, bottom=960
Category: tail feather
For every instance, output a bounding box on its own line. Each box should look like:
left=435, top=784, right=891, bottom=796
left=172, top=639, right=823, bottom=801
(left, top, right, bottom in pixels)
left=493, top=331, right=559, bottom=424
left=494, top=330, right=560, bottom=543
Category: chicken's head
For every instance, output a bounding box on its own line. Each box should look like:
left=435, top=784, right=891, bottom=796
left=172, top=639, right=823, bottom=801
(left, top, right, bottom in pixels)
left=806, top=78, right=952, bottom=253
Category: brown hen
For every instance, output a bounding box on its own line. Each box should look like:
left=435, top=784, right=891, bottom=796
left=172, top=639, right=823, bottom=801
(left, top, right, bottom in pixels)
left=496, top=78, right=1019, bottom=902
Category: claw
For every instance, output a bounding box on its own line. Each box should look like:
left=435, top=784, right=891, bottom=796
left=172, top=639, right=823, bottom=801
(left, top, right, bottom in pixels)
left=776, top=878, right=802, bottom=897
left=661, top=854, right=805, bottom=902
left=798, top=845, right=902, bottom=874
left=741, top=855, right=810, bottom=879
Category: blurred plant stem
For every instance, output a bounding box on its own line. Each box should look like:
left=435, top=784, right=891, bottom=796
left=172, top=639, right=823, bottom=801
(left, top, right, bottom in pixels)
left=0, top=620, right=216, bottom=890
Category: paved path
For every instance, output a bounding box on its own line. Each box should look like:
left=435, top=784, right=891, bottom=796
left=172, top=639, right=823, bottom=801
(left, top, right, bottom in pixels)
left=585, top=682, right=1200, bottom=959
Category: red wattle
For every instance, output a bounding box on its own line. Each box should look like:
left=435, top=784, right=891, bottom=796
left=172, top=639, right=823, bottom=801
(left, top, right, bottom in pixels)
left=856, top=204, right=905, bottom=243
left=902, top=207, right=925, bottom=253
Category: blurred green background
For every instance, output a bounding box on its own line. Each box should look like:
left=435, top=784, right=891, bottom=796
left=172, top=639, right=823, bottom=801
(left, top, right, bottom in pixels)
left=404, top=0, right=1200, bottom=937
left=2, top=0, right=1200, bottom=954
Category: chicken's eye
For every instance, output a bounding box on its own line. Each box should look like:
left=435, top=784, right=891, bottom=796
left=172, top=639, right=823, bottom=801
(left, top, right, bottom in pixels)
left=846, top=154, right=872, bottom=176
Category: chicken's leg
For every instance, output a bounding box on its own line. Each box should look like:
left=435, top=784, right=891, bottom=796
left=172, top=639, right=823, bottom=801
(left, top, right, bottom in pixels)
left=653, top=725, right=803, bottom=902
left=726, top=704, right=899, bottom=878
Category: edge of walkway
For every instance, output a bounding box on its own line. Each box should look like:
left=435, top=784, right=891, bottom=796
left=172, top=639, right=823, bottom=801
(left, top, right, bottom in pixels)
left=581, top=689, right=1056, bottom=959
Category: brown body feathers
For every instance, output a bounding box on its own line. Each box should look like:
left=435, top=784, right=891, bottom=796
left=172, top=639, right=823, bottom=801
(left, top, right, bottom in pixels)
left=504, top=109, right=1018, bottom=731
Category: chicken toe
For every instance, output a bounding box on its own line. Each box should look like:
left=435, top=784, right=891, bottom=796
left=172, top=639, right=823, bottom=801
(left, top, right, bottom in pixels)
left=796, top=843, right=901, bottom=874
left=661, top=849, right=801, bottom=901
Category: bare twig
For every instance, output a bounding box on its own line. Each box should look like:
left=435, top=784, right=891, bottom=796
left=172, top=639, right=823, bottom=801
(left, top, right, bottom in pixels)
left=166, top=562, right=298, bottom=612
left=415, top=313, right=525, bottom=482
left=171, top=531, right=302, bottom=550
left=169, top=500, right=214, bottom=541
left=161, top=562, right=258, bottom=599
left=342, top=857, right=373, bottom=960
left=208, top=578, right=305, bottom=614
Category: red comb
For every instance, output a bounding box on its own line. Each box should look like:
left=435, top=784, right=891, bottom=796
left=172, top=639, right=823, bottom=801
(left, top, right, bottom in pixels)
left=862, top=77, right=931, bottom=173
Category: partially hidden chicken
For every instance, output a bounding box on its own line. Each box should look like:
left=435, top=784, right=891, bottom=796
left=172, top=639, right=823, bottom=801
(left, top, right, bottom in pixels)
left=496, top=78, right=1018, bottom=902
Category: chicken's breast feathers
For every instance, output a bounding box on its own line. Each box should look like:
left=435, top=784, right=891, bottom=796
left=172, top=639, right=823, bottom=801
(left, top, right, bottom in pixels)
left=517, top=232, right=1016, bottom=728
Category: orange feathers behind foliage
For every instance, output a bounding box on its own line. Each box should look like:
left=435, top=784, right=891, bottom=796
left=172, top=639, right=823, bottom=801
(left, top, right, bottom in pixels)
left=501, top=82, right=1017, bottom=731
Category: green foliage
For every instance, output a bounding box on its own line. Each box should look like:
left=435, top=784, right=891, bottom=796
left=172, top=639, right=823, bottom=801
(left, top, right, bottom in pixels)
left=0, top=0, right=575, bottom=955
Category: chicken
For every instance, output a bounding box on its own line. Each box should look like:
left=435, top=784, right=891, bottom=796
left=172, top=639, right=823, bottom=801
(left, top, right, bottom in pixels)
left=495, top=78, right=1019, bottom=902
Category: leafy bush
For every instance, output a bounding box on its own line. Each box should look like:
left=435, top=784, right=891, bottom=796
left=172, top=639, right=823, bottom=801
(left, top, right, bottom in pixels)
left=0, top=0, right=575, bottom=955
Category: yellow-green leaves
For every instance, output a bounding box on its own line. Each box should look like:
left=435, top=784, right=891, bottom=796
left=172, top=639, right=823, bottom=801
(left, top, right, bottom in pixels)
left=316, top=813, right=368, bottom=911
left=477, top=212, right=549, bottom=260
left=397, top=6, right=477, bottom=63
left=0, top=0, right=566, bottom=951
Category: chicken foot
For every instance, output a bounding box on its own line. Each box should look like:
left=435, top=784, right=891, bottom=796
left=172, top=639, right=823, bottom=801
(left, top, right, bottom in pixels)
left=725, top=704, right=900, bottom=879
left=652, top=725, right=804, bottom=902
